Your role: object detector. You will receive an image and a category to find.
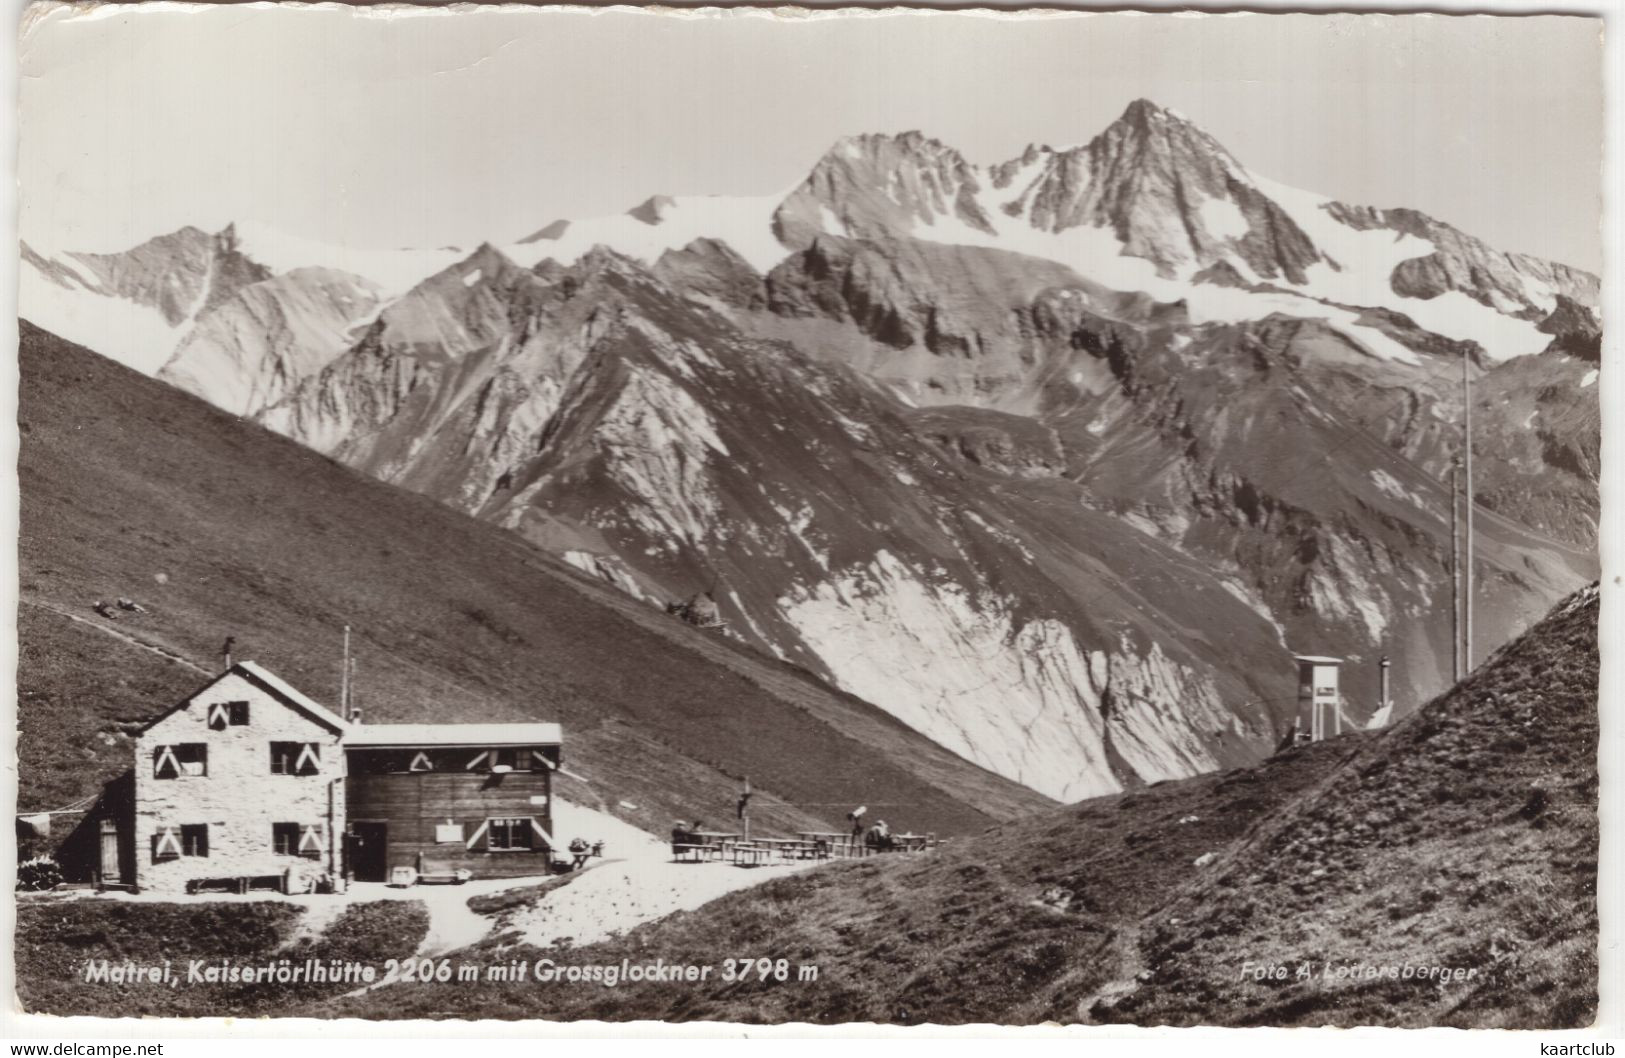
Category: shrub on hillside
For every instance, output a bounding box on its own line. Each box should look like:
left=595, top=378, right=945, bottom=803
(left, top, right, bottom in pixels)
left=17, top=857, right=62, bottom=892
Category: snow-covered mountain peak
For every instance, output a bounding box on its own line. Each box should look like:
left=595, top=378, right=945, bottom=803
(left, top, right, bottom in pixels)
left=517, top=219, right=571, bottom=244
left=628, top=194, right=679, bottom=226
left=773, top=130, right=996, bottom=247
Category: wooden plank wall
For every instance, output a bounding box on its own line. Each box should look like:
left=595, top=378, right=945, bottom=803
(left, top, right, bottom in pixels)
left=345, top=766, right=556, bottom=879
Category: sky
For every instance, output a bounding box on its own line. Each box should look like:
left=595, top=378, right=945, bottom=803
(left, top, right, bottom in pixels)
left=17, top=7, right=1605, bottom=272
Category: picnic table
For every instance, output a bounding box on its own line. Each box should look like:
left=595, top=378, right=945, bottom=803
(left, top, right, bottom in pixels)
left=760, top=837, right=831, bottom=861
left=892, top=832, right=932, bottom=852
left=731, top=843, right=773, bottom=867
left=693, top=831, right=741, bottom=861
left=671, top=830, right=739, bottom=862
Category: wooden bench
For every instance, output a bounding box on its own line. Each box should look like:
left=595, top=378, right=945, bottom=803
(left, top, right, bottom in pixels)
left=672, top=843, right=709, bottom=862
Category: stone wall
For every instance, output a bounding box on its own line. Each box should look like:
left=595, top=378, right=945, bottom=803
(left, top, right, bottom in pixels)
left=133, top=671, right=345, bottom=894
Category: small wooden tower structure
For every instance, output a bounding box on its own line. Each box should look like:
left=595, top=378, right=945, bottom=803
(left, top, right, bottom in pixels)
left=1293, top=655, right=1343, bottom=743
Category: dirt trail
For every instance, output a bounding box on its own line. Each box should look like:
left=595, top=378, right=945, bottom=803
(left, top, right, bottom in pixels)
left=23, top=599, right=211, bottom=675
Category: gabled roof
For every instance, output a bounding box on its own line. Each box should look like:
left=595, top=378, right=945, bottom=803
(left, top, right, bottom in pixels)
left=235, top=661, right=351, bottom=732
left=343, top=723, right=562, bottom=749
left=140, top=661, right=349, bottom=735
left=1293, top=655, right=1344, bottom=665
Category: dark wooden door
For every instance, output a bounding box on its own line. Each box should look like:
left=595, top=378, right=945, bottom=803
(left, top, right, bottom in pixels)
left=349, top=822, right=388, bottom=882
left=98, top=818, right=123, bottom=885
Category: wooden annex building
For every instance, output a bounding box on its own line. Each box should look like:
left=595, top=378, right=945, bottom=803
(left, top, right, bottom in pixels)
left=89, top=661, right=562, bottom=894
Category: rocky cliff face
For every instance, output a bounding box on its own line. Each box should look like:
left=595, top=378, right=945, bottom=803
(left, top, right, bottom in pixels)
left=773, top=131, right=996, bottom=247
left=159, top=268, right=383, bottom=416
left=19, top=99, right=1599, bottom=804
left=254, top=248, right=1299, bottom=802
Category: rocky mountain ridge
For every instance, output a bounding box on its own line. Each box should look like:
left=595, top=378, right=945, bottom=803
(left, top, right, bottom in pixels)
left=17, top=99, right=1600, bottom=802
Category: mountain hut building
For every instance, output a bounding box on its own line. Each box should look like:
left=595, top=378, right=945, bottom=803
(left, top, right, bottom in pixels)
left=103, top=662, right=561, bottom=894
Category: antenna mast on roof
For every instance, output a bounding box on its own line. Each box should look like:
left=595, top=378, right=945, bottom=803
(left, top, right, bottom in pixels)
left=348, top=655, right=360, bottom=723
left=1450, top=457, right=1463, bottom=683
left=340, top=625, right=352, bottom=715
left=1463, top=350, right=1474, bottom=675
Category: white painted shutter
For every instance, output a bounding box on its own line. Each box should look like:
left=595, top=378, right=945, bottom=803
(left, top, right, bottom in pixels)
left=154, top=745, right=181, bottom=778
left=298, top=824, right=324, bottom=857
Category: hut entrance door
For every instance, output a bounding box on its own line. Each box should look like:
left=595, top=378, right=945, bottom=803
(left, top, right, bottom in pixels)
left=349, top=822, right=388, bottom=883
left=98, top=818, right=124, bottom=885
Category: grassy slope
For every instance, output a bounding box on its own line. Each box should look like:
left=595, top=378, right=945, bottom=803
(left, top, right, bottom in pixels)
left=14, top=897, right=428, bottom=1016
left=16, top=321, right=1052, bottom=838
left=316, top=585, right=1596, bottom=1027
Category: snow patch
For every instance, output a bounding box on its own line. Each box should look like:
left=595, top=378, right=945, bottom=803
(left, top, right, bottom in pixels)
left=1198, top=197, right=1250, bottom=241
left=18, top=257, right=188, bottom=374
left=560, top=551, right=661, bottom=606
left=1369, top=468, right=1426, bottom=508
left=772, top=501, right=830, bottom=572
left=506, top=190, right=793, bottom=276
left=1245, top=174, right=1548, bottom=360
left=1218, top=577, right=1288, bottom=648
left=912, top=193, right=1424, bottom=365
left=230, top=221, right=463, bottom=298
left=1582, top=369, right=1598, bottom=389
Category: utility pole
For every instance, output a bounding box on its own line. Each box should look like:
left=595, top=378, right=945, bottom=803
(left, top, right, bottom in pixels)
left=1450, top=457, right=1462, bottom=683
left=1463, top=351, right=1474, bottom=675
left=1379, top=654, right=1392, bottom=717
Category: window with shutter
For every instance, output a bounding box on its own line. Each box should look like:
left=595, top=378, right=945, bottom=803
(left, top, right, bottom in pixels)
left=487, top=817, right=533, bottom=851
left=273, top=822, right=299, bottom=855
left=152, top=826, right=183, bottom=861
left=180, top=824, right=208, bottom=857
left=154, top=744, right=207, bottom=778
left=270, top=742, right=321, bottom=776
left=297, top=824, right=324, bottom=859
left=207, top=701, right=250, bottom=729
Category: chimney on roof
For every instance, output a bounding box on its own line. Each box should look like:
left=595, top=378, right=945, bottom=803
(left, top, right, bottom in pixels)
left=222, top=636, right=236, bottom=672
left=346, top=654, right=359, bottom=724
